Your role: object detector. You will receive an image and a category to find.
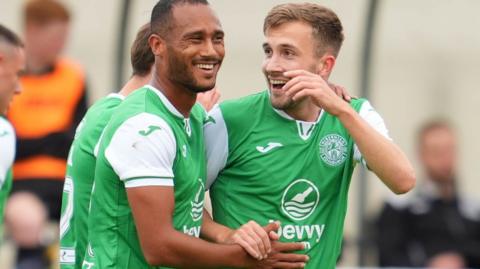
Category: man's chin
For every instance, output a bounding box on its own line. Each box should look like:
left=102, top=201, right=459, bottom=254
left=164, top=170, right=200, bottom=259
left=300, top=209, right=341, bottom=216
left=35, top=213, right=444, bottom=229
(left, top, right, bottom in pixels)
left=190, top=81, right=216, bottom=93
left=270, top=95, right=294, bottom=110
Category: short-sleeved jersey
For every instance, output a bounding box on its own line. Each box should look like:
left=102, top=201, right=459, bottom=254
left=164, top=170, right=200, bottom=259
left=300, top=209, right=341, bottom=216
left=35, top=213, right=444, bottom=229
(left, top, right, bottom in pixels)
left=0, top=117, right=15, bottom=231
left=83, top=86, right=207, bottom=269
left=59, top=93, right=124, bottom=268
left=205, top=91, right=390, bottom=269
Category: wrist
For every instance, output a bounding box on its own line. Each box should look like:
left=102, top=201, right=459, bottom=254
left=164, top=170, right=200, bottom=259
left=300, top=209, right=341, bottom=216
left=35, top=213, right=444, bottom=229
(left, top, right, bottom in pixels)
left=224, top=244, right=255, bottom=268
left=336, top=103, right=355, bottom=119
left=214, top=226, right=234, bottom=244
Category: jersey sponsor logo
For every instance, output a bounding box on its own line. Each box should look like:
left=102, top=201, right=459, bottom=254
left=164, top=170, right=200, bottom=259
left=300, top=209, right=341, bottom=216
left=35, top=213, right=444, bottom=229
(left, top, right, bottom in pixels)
left=138, top=125, right=162, bottom=136
left=281, top=179, right=320, bottom=221
left=256, top=142, right=283, bottom=154
left=0, top=130, right=9, bottom=137
left=183, top=225, right=201, bottom=237
left=319, top=134, right=348, bottom=166
left=268, top=220, right=326, bottom=249
left=82, top=260, right=95, bottom=269
left=191, top=179, right=205, bottom=221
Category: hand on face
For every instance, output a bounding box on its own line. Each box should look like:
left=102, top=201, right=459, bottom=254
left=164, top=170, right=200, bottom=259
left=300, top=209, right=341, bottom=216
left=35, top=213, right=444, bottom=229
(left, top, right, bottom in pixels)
left=283, top=70, right=351, bottom=116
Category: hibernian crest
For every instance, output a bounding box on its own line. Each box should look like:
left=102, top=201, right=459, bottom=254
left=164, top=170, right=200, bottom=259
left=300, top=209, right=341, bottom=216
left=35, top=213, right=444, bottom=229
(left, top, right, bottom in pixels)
left=319, top=134, right=347, bottom=166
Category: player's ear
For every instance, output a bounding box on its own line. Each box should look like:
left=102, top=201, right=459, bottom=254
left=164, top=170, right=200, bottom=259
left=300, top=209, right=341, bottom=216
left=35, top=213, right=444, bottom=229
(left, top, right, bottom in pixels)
left=316, top=54, right=336, bottom=78
left=148, top=33, right=166, bottom=57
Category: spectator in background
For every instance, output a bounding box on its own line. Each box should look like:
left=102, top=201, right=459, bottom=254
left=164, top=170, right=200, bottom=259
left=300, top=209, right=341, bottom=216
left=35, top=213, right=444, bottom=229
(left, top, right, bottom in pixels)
left=6, top=0, right=87, bottom=268
left=7, top=0, right=87, bottom=220
left=376, top=120, right=480, bottom=268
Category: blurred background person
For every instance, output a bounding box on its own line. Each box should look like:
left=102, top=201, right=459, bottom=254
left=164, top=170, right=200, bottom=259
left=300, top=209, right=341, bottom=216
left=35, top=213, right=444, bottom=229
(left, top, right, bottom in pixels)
left=376, top=120, right=480, bottom=268
left=0, top=23, right=25, bottom=238
left=6, top=0, right=88, bottom=268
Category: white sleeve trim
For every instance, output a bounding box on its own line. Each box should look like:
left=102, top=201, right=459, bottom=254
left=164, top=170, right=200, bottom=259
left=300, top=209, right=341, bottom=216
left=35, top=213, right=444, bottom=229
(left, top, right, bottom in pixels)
left=204, top=105, right=228, bottom=189
left=105, top=113, right=177, bottom=182
left=353, top=101, right=392, bottom=165
left=0, top=118, right=15, bottom=188
left=125, top=178, right=174, bottom=188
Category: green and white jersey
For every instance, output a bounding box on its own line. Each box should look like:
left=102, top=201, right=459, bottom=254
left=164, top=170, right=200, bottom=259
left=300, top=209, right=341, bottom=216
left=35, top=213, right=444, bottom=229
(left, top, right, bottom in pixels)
left=60, top=93, right=124, bottom=268
left=83, top=86, right=207, bottom=269
left=205, top=91, right=390, bottom=269
left=0, top=117, right=15, bottom=233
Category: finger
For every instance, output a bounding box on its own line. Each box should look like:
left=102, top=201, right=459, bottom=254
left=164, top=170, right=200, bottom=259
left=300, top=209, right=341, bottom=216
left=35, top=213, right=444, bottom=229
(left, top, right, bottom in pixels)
left=243, top=223, right=267, bottom=258
left=262, top=221, right=279, bottom=234
left=234, top=235, right=262, bottom=260
left=269, top=230, right=280, bottom=241
left=250, top=221, right=272, bottom=254
left=338, top=86, right=351, bottom=102
left=273, top=241, right=305, bottom=252
left=271, top=261, right=306, bottom=269
left=285, top=82, right=318, bottom=99
left=282, top=76, right=316, bottom=92
left=291, top=88, right=316, bottom=102
left=274, top=253, right=309, bottom=262
left=237, top=229, right=262, bottom=259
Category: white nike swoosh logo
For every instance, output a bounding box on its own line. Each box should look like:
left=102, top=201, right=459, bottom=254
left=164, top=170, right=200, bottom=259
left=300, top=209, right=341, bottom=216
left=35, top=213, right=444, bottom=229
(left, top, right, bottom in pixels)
left=256, top=142, right=283, bottom=153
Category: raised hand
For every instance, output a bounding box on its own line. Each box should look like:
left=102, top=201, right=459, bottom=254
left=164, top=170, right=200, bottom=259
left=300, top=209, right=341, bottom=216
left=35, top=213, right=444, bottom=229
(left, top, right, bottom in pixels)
left=223, top=221, right=280, bottom=260
left=283, top=70, right=351, bottom=117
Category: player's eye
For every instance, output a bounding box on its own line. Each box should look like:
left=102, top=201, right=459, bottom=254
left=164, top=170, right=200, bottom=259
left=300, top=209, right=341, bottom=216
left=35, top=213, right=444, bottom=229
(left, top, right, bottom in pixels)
left=263, top=47, right=272, bottom=57
left=213, top=34, right=224, bottom=44
left=283, top=49, right=295, bottom=57
left=190, top=37, right=203, bottom=44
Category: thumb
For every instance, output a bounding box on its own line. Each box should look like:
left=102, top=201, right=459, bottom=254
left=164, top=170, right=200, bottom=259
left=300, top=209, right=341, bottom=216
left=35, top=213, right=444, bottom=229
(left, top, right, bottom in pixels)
left=263, top=221, right=280, bottom=234
left=269, top=231, right=280, bottom=241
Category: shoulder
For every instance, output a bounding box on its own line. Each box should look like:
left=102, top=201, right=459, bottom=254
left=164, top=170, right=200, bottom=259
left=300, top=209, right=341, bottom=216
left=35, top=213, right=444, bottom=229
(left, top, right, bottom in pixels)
left=191, top=103, right=207, bottom=123
left=0, top=118, right=16, bottom=171
left=75, top=94, right=124, bottom=139
left=349, top=98, right=369, bottom=111
left=0, top=117, right=14, bottom=135
left=104, top=113, right=178, bottom=183
left=218, top=91, right=267, bottom=127
left=220, top=91, right=267, bottom=112
left=0, top=118, right=15, bottom=147
left=88, top=93, right=124, bottom=115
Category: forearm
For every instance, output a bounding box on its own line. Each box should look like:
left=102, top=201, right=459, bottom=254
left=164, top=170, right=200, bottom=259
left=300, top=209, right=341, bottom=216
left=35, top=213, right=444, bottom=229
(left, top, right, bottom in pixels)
left=150, top=228, right=252, bottom=268
left=200, top=209, right=233, bottom=243
left=338, top=107, right=415, bottom=194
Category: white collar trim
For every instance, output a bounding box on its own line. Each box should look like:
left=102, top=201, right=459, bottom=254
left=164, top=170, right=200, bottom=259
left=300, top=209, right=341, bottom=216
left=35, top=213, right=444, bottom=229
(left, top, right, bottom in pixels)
left=145, top=84, right=184, bottom=118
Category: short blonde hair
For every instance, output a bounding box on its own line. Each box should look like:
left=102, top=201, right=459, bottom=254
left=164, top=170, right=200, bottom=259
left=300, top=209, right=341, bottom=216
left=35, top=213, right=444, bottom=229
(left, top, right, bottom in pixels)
left=264, top=3, right=344, bottom=57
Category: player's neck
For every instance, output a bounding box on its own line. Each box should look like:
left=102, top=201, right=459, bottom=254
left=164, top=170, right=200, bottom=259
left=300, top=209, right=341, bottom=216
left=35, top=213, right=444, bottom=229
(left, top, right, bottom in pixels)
left=25, top=52, right=53, bottom=74
left=150, top=73, right=196, bottom=118
left=283, top=99, right=322, bottom=122
left=118, top=74, right=150, bottom=97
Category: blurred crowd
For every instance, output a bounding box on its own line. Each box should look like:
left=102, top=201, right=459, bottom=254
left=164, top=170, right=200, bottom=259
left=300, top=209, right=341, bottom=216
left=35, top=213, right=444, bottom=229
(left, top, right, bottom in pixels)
left=0, top=0, right=479, bottom=269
